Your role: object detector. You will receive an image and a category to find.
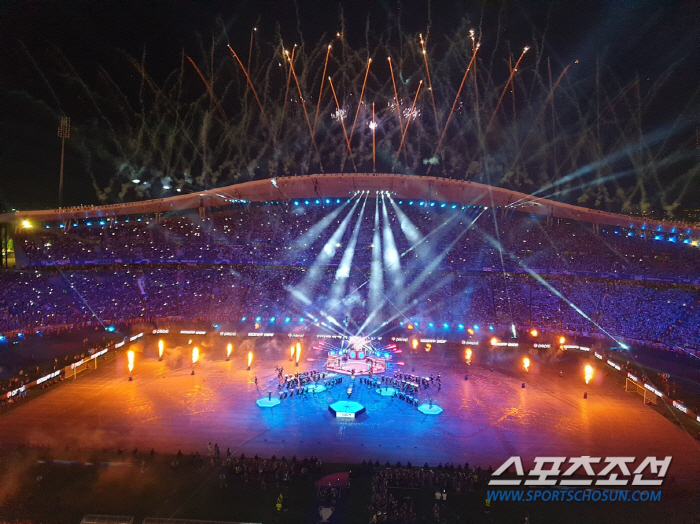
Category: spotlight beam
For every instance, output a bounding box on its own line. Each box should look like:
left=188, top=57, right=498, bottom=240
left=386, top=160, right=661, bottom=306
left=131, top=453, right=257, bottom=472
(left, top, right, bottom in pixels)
left=368, top=197, right=385, bottom=322
left=381, top=195, right=405, bottom=308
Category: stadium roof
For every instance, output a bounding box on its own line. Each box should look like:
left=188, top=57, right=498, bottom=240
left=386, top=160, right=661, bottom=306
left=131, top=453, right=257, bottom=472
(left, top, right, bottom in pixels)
left=1, top=173, right=698, bottom=235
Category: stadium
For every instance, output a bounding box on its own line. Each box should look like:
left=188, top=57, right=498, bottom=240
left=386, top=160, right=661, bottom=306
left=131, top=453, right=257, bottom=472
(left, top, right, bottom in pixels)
left=1, top=173, right=700, bottom=522
left=2, top=2, right=700, bottom=522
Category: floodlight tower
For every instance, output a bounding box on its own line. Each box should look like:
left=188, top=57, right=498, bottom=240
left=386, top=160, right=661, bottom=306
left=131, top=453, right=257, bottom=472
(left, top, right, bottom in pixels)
left=57, top=116, right=71, bottom=208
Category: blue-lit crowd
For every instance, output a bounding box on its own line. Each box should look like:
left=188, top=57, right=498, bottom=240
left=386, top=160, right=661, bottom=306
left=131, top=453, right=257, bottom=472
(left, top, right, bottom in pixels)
left=1, top=203, right=698, bottom=357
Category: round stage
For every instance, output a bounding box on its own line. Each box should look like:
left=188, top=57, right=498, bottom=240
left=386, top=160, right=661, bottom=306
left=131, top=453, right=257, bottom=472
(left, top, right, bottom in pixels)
left=325, top=358, right=386, bottom=376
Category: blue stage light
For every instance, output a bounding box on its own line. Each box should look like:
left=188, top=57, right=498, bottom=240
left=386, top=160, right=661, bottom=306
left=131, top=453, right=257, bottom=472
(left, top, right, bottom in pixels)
left=683, top=238, right=691, bottom=244
left=451, top=204, right=457, bottom=209
left=294, top=200, right=299, bottom=205
left=45, top=224, right=50, bottom=229
left=428, top=322, right=434, bottom=328
left=305, top=200, right=310, bottom=205
left=213, top=324, right=219, bottom=328
left=458, top=323, right=464, bottom=330
left=0, top=335, right=5, bottom=342
left=409, top=201, right=414, bottom=205
left=241, top=316, right=246, bottom=322
left=419, top=201, right=425, bottom=206
left=442, top=322, right=449, bottom=329
left=440, top=203, right=446, bottom=208
left=668, top=236, right=677, bottom=243
left=336, top=199, right=341, bottom=203
left=270, top=317, right=276, bottom=322
left=86, top=221, right=92, bottom=226
left=654, top=235, right=663, bottom=241
left=315, top=199, right=320, bottom=204
left=488, top=325, right=494, bottom=331
left=106, top=326, right=116, bottom=332
left=398, top=200, right=403, bottom=204
left=299, top=318, right=304, bottom=323
left=430, top=202, right=435, bottom=207
left=473, top=325, right=480, bottom=330
left=627, top=232, right=634, bottom=237
left=325, top=199, right=330, bottom=204
left=18, top=333, right=24, bottom=339
left=255, top=316, right=262, bottom=322
left=285, top=317, right=290, bottom=323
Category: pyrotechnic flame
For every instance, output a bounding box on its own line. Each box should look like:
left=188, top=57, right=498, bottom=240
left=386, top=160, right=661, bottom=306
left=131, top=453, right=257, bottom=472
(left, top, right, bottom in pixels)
left=158, top=339, right=164, bottom=358
left=523, top=357, right=531, bottom=372
left=227, top=343, right=233, bottom=358
left=192, top=347, right=199, bottom=364
left=248, top=351, right=253, bottom=368
left=127, top=350, right=134, bottom=373
left=295, top=342, right=301, bottom=363
left=585, top=364, right=594, bottom=384
left=412, top=339, right=419, bottom=350
left=465, top=348, right=472, bottom=361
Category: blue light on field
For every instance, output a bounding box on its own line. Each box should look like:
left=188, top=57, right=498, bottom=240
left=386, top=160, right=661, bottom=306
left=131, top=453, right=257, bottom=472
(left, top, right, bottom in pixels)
left=614, top=230, right=619, bottom=234
left=336, top=199, right=341, bottom=203
left=654, top=235, right=663, bottom=241
left=59, top=224, right=65, bottom=228
left=458, top=323, right=464, bottom=330
left=270, top=317, right=276, bottom=323
left=488, top=325, right=494, bottom=331
left=473, top=325, right=480, bottom=331
left=419, top=201, right=425, bottom=206
left=106, top=326, right=116, bottom=332
left=255, top=316, right=262, bottom=322
left=124, top=219, right=130, bottom=223
left=399, top=321, right=404, bottom=326
left=428, top=322, right=434, bottom=328
left=398, top=200, right=403, bottom=204
left=294, top=200, right=299, bottom=205
left=241, top=316, right=246, bottom=322
left=442, top=322, right=449, bottom=329
left=35, top=330, right=42, bottom=335
left=683, top=239, right=691, bottom=244
left=285, top=317, right=290, bottom=323
left=86, top=221, right=92, bottom=226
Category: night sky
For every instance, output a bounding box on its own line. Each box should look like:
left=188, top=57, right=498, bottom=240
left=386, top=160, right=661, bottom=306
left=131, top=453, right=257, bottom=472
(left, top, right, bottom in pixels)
left=1, top=1, right=699, bottom=215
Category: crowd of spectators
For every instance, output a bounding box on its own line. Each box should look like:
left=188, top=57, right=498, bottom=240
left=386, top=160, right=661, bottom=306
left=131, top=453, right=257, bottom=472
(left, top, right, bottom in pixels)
left=2, top=203, right=699, bottom=354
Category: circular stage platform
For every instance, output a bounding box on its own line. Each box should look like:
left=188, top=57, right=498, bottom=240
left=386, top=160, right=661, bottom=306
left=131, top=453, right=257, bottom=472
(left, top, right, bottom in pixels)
left=417, top=404, right=443, bottom=415
left=376, top=387, right=397, bottom=397
left=256, top=398, right=281, bottom=408
left=325, top=358, right=386, bottom=376
left=328, top=401, right=366, bottom=419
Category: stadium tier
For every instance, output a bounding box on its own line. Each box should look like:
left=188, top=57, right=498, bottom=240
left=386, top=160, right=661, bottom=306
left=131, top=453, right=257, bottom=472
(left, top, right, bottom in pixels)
left=1, top=175, right=699, bottom=353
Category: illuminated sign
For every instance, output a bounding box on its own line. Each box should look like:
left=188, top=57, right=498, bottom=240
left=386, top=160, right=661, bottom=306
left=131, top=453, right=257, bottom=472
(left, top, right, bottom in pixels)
left=644, top=383, right=664, bottom=398
left=219, top=332, right=237, bottom=337
left=90, top=349, right=108, bottom=359
left=534, top=343, right=551, bottom=349
left=180, top=330, right=206, bottom=335
left=288, top=333, right=305, bottom=338
left=492, top=342, right=519, bottom=347
left=71, top=359, right=85, bottom=369
left=562, top=345, right=590, bottom=351
left=672, top=401, right=688, bottom=414
left=129, top=332, right=144, bottom=341
left=594, top=352, right=603, bottom=360
left=462, top=340, right=479, bottom=346
left=115, top=341, right=125, bottom=348
left=36, top=370, right=61, bottom=385
left=627, top=373, right=638, bottom=383
left=248, top=332, right=274, bottom=337
left=336, top=412, right=356, bottom=419
left=419, top=338, right=447, bottom=344
left=606, top=360, right=621, bottom=371
left=392, top=337, right=409, bottom=342
left=152, top=329, right=170, bottom=334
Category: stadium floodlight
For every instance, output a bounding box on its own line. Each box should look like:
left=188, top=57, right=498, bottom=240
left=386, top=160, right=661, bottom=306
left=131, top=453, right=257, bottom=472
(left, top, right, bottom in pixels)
left=57, top=116, right=70, bottom=208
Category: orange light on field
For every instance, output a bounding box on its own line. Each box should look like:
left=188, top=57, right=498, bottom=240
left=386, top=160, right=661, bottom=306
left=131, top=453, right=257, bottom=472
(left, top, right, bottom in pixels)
left=290, top=345, right=295, bottom=359
left=465, top=348, right=472, bottom=362
left=192, top=347, right=199, bottom=364
left=127, top=350, right=134, bottom=374
left=226, top=343, right=233, bottom=360
left=295, top=342, right=301, bottom=365
left=247, top=351, right=253, bottom=370
left=523, top=357, right=531, bottom=372
left=559, top=336, right=566, bottom=345
left=158, top=340, right=164, bottom=360
left=425, top=343, right=432, bottom=352
left=530, top=328, right=538, bottom=337
left=585, top=364, right=594, bottom=384
left=411, top=339, right=419, bottom=350
left=467, top=328, right=474, bottom=335
left=407, top=324, right=414, bottom=330
left=490, top=337, right=499, bottom=346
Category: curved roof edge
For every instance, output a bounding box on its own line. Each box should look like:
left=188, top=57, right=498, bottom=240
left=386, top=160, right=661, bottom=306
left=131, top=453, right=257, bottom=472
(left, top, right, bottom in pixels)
left=1, top=173, right=698, bottom=235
